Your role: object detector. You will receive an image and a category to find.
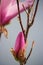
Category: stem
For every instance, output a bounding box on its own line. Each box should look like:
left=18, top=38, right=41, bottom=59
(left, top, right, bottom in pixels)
left=16, top=0, right=25, bottom=38
left=0, top=33, right=1, bottom=38
left=16, top=0, right=39, bottom=65
left=0, top=26, right=2, bottom=38
left=24, top=41, right=34, bottom=64
left=22, top=4, right=30, bottom=42
left=22, top=4, right=29, bottom=16
left=29, top=0, right=39, bottom=28
left=25, top=8, right=30, bottom=42
left=24, top=0, right=39, bottom=64
left=20, top=63, right=24, bottom=65
left=25, top=0, right=35, bottom=42
left=20, top=64, right=24, bottom=65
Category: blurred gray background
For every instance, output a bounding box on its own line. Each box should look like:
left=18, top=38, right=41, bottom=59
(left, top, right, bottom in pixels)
left=0, top=0, right=43, bottom=65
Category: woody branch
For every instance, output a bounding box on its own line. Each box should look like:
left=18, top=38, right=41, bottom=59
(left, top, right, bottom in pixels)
left=22, top=0, right=35, bottom=41
left=24, top=0, right=39, bottom=64
left=16, top=0, right=39, bottom=65
left=16, top=0, right=25, bottom=39
left=25, top=0, right=35, bottom=42
left=19, top=0, right=39, bottom=64
left=29, top=0, right=39, bottom=28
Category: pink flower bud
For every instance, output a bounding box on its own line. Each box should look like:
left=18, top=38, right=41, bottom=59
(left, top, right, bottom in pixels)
left=13, top=32, right=26, bottom=54
left=11, top=32, right=27, bottom=61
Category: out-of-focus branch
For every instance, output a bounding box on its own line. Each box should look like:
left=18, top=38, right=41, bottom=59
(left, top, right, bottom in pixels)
left=25, top=0, right=39, bottom=42
left=22, top=4, right=29, bottom=16
left=24, top=0, right=39, bottom=64
left=22, top=4, right=30, bottom=42
left=25, top=0, right=35, bottom=42
left=0, top=26, right=2, bottom=38
left=20, top=63, right=24, bottom=65
left=25, top=8, right=31, bottom=42
left=0, top=33, right=1, bottom=38
left=16, top=0, right=25, bottom=38
left=16, top=0, right=39, bottom=65
left=24, top=41, right=35, bottom=64
left=29, top=0, right=39, bottom=28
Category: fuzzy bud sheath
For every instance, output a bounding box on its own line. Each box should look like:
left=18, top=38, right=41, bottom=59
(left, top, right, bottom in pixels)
left=10, top=32, right=27, bottom=62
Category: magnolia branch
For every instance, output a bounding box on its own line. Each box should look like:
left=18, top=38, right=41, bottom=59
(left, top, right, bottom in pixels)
left=29, top=0, right=39, bottom=28
left=25, top=8, right=30, bottom=42
left=25, top=0, right=39, bottom=44
left=16, top=0, right=25, bottom=38
left=22, top=4, right=30, bottom=42
left=24, top=41, right=34, bottom=64
left=24, top=0, right=39, bottom=64
left=16, top=0, right=39, bottom=65
left=25, top=0, right=35, bottom=41
left=22, top=0, right=35, bottom=42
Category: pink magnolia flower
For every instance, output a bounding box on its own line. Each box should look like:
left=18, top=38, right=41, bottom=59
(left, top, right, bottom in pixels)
left=0, top=0, right=34, bottom=38
left=11, top=32, right=27, bottom=62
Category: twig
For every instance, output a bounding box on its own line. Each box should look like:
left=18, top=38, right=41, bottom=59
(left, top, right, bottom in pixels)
left=16, top=0, right=25, bottom=38
left=22, top=4, right=30, bottom=42
left=22, top=4, right=29, bottom=16
left=25, top=0, right=39, bottom=42
left=20, top=63, right=24, bottom=65
left=25, top=0, right=35, bottom=42
left=24, top=41, right=34, bottom=64
left=16, top=0, right=39, bottom=65
left=24, top=0, right=39, bottom=64
left=24, top=0, right=35, bottom=42
left=0, top=26, right=2, bottom=38
left=22, top=4, right=31, bottom=42
left=25, top=8, right=31, bottom=42
left=0, top=33, right=1, bottom=38
left=29, top=0, right=39, bottom=28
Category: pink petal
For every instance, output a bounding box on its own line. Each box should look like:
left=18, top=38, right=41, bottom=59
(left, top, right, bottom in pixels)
left=13, top=32, right=25, bottom=54
left=1, top=0, right=34, bottom=25
left=26, top=0, right=34, bottom=6
left=0, top=0, right=16, bottom=25
left=1, top=0, right=16, bottom=9
left=0, top=4, right=1, bottom=25
left=0, top=0, right=11, bottom=25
